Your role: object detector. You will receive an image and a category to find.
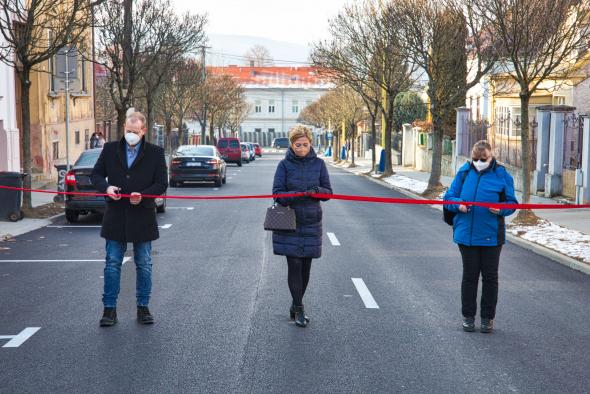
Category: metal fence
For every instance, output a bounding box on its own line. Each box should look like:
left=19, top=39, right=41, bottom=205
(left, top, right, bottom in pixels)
left=484, top=115, right=537, bottom=170
left=563, top=114, right=584, bottom=170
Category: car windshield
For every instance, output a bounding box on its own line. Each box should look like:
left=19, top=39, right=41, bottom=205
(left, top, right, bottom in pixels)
left=75, top=150, right=101, bottom=167
left=176, top=146, right=215, bottom=156
left=229, top=140, right=240, bottom=148
left=217, top=140, right=228, bottom=148
left=241, top=145, right=248, bottom=151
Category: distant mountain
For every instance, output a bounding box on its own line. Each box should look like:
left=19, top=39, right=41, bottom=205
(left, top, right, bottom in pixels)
left=206, top=34, right=311, bottom=66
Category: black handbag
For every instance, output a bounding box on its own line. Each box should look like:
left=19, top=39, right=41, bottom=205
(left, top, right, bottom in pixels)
left=264, top=203, right=296, bottom=231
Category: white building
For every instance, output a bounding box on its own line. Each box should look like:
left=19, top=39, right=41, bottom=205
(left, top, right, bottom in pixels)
left=209, top=66, right=332, bottom=143
left=0, top=40, right=20, bottom=172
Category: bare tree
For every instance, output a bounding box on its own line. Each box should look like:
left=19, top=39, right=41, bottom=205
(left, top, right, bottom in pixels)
left=391, top=0, right=498, bottom=195
left=473, top=0, right=590, bottom=223
left=94, top=0, right=181, bottom=139
left=312, top=0, right=418, bottom=176
left=168, top=59, right=204, bottom=145
left=0, top=0, right=102, bottom=209
left=224, top=92, right=250, bottom=136
left=244, top=44, right=274, bottom=67
left=137, top=10, right=206, bottom=138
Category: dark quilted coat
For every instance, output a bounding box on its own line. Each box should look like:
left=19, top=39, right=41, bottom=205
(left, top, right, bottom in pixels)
left=272, top=148, right=332, bottom=258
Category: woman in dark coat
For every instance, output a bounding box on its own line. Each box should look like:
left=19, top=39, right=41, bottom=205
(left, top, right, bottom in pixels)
left=272, top=126, right=332, bottom=327
left=443, top=140, right=518, bottom=333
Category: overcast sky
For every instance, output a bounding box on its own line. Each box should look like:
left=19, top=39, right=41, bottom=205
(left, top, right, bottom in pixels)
left=170, top=0, right=348, bottom=47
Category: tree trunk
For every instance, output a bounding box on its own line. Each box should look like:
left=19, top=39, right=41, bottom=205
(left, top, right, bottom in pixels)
left=351, top=124, right=356, bottom=166
left=515, top=94, right=538, bottom=223
left=19, top=70, right=33, bottom=210
left=209, top=120, right=215, bottom=145
left=426, top=109, right=444, bottom=194
left=116, top=107, right=126, bottom=141
left=146, top=94, right=154, bottom=142
left=370, top=114, right=377, bottom=173
left=382, top=94, right=395, bottom=177
left=177, top=115, right=184, bottom=146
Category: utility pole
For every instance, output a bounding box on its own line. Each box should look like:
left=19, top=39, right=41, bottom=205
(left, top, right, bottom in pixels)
left=122, top=0, right=132, bottom=138
left=200, top=45, right=210, bottom=144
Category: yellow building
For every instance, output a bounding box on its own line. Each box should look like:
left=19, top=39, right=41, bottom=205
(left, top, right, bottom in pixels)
left=20, top=32, right=95, bottom=180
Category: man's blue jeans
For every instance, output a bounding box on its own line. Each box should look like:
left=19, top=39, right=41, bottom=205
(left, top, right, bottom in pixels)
left=103, top=240, right=152, bottom=308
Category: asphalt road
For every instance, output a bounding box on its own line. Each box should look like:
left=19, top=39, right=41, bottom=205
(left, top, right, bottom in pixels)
left=1, top=152, right=589, bottom=394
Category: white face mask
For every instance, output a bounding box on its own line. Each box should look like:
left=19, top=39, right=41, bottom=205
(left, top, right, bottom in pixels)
left=473, top=160, right=490, bottom=172
left=125, top=132, right=141, bottom=146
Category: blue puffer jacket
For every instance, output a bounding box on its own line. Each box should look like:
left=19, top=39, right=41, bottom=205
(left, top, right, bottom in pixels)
left=443, top=159, right=518, bottom=246
left=272, top=148, right=332, bottom=258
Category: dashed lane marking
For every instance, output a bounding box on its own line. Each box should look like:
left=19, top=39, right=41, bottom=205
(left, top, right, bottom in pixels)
left=327, top=232, right=341, bottom=246
left=351, top=278, right=379, bottom=309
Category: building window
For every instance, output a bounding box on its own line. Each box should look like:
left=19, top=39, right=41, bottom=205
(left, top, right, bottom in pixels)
left=553, top=96, right=566, bottom=105
left=494, top=106, right=521, bottom=137
left=85, top=130, right=90, bottom=149
left=52, top=142, right=59, bottom=160
left=268, top=128, right=275, bottom=133
left=75, top=130, right=80, bottom=145
left=292, top=100, right=299, bottom=113
left=254, top=128, right=262, bottom=132
left=305, top=100, right=312, bottom=107
left=268, top=100, right=275, bottom=113
left=255, top=100, right=262, bottom=113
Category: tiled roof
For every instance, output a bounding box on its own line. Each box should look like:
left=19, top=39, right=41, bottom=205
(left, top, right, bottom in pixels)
left=207, top=66, right=331, bottom=88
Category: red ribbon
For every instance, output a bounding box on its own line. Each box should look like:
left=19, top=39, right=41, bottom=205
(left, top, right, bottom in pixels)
left=1, top=185, right=589, bottom=210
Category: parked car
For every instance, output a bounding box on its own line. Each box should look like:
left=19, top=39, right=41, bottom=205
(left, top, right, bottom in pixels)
left=272, top=137, right=289, bottom=149
left=64, top=148, right=166, bottom=223
left=247, top=143, right=256, bottom=161
left=216, top=137, right=242, bottom=166
left=240, top=143, right=251, bottom=163
left=169, top=145, right=227, bottom=187
left=253, top=143, right=262, bottom=157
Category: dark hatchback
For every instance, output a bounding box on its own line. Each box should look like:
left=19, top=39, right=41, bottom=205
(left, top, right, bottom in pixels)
left=169, top=145, right=227, bottom=187
left=64, top=148, right=166, bottom=223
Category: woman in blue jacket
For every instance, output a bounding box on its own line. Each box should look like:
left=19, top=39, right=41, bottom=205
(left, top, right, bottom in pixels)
left=444, top=140, right=518, bottom=333
left=272, top=126, right=332, bottom=328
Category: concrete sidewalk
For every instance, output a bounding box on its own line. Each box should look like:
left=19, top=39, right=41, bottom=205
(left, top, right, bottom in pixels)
left=0, top=178, right=61, bottom=239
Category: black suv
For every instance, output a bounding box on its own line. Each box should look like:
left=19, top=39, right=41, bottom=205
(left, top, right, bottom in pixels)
left=64, top=148, right=166, bottom=223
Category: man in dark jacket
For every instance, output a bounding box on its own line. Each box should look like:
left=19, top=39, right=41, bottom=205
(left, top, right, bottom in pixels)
left=91, top=112, right=168, bottom=327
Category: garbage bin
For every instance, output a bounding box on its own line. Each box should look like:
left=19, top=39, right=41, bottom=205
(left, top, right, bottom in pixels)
left=0, top=172, right=26, bottom=222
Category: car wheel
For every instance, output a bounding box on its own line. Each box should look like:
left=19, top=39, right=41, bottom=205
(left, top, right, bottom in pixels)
left=222, top=174, right=227, bottom=184
left=65, top=209, right=79, bottom=223
left=214, top=177, right=222, bottom=187
left=170, top=179, right=177, bottom=188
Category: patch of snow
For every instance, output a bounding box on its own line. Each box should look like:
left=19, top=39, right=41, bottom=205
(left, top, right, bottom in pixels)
left=509, top=219, right=590, bottom=263
left=381, top=174, right=429, bottom=194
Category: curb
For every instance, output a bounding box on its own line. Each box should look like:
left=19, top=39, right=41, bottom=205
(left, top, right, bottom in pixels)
left=326, top=160, right=590, bottom=276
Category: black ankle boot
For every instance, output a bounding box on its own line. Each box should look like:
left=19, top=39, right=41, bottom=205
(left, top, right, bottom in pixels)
left=290, top=302, right=310, bottom=322
left=462, top=316, right=475, bottom=332
left=100, top=307, right=118, bottom=327
left=481, top=318, right=494, bottom=333
left=294, top=305, right=307, bottom=328
left=137, top=306, right=154, bottom=324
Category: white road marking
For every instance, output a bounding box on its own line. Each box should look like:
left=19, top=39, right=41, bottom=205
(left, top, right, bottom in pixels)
left=1, top=327, right=41, bottom=348
left=351, top=278, right=379, bottom=309
left=48, top=224, right=173, bottom=229
left=327, top=232, right=341, bottom=246
left=0, top=257, right=132, bottom=264
left=167, top=207, right=194, bottom=210
left=213, top=188, right=219, bottom=191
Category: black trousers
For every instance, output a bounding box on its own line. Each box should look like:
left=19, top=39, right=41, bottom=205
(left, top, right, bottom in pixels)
left=286, top=257, right=313, bottom=307
left=458, top=245, right=503, bottom=319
